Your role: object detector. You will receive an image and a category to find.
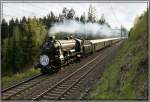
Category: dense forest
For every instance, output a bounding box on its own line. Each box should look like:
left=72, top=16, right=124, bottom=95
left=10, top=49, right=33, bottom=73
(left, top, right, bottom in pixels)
left=1, top=17, right=47, bottom=76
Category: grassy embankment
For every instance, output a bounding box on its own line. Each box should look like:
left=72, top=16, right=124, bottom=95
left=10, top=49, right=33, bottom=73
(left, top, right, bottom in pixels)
left=89, top=11, right=148, bottom=99
left=2, top=68, right=40, bottom=88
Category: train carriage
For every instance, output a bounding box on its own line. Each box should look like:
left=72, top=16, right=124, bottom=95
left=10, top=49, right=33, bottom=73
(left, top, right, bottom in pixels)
left=83, top=44, right=92, bottom=54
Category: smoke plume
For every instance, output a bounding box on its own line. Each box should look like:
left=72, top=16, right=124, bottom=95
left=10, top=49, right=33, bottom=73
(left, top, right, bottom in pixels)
left=49, top=20, right=121, bottom=38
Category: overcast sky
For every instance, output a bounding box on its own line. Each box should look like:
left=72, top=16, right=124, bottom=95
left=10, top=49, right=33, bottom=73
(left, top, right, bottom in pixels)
left=2, top=2, right=148, bottom=30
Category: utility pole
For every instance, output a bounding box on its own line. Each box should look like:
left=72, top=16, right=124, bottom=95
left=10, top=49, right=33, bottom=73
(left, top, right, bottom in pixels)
left=121, top=24, right=122, bottom=39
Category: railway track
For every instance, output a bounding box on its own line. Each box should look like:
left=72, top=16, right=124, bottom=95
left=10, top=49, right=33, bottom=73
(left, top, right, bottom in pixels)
left=32, top=48, right=109, bottom=100
left=2, top=41, right=122, bottom=100
left=1, top=50, right=105, bottom=100
left=2, top=48, right=103, bottom=100
left=2, top=73, right=50, bottom=100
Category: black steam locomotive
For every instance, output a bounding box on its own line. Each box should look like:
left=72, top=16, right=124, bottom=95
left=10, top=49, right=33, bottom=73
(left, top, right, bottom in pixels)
left=35, top=36, right=121, bottom=74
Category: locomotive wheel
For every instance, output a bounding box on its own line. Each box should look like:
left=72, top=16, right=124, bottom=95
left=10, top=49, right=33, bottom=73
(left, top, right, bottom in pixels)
left=40, top=59, right=61, bottom=74
left=40, top=67, right=54, bottom=74
left=53, top=59, right=61, bottom=72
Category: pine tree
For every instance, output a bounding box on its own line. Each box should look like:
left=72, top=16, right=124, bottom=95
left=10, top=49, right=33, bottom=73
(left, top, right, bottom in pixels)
left=12, top=25, right=24, bottom=73
left=75, top=17, right=79, bottom=22
left=9, top=18, right=15, bottom=37
left=21, top=16, right=27, bottom=23
left=1, top=18, right=9, bottom=39
left=67, top=8, right=75, bottom=20
left=15, top=18, right=19, bottom=25
left=88, top=4, right=96, bottom=23
left=98, top=14, right=105, bottom=25
left=80, top=15, right=85, bottom=23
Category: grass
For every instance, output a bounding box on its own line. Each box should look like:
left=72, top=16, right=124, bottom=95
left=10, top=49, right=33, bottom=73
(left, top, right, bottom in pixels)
left=89, top=11, right=148, bottom=99
left=2, top=68, right=40, bottom=88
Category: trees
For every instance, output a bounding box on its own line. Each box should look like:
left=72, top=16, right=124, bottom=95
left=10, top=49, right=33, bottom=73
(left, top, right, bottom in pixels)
left=22, top=16, right=27, bottom=23
left=121, top=27, right=128, bottom=37
left=80, top=14, right=86, bottom=23
left=60, top=7, right=75, bottom=20
left=67, top=8, right=75, bottom=20
left=1, top=18, right=9, bottom=39
left=1, top=17, right=47, bottom=76
left=98, top=14, right=106, bottom=25
left=9, top=18, right=15, bottom=37
left=88, top=4, right=96, bottom=23
left=62, top=7, right=69, bottom=18
left=75, top=17, right=79, bottom=22
left=48, top=11, right=56, bottom=28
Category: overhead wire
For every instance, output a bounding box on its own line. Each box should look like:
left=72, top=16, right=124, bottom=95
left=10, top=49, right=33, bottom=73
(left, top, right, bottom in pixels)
left=110, top=3, right=121, bottom=27
left=110, top=2, right=125, bottom=37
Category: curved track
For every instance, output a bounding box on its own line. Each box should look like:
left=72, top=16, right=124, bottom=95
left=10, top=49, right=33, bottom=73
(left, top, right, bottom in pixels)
left=32, top=43, right=114, bottom=100
left=33, top=54, right=106, bottom=100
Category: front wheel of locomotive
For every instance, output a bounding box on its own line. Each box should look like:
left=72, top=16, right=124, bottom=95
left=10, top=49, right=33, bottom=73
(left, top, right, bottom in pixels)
left=53, top=58, right=61, bottom=73
left=41, top=60, right=61, bottom=74
left=40, top=66, right=54, bottom=74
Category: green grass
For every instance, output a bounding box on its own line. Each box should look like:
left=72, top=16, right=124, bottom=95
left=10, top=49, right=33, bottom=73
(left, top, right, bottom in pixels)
left=89, top=11, right=148, bottom=99
left=2, top=68, right=40, bottom=88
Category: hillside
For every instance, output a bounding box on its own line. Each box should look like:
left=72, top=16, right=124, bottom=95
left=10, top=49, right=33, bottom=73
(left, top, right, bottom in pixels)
left=89, top=10, right=148, bottom=99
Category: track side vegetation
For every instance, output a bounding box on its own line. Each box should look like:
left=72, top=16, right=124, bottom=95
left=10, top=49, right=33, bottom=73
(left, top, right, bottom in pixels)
left=2, top=68, right=40, bottom=89
left=89, top=10, right=148, bottom=99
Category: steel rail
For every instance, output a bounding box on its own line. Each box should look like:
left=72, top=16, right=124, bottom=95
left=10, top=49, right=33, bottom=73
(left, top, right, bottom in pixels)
left=2, top=73, right=43, bottom=93
left=2, top=74, right=48, bottom=100
left=56, top=55, right=106, bottom=100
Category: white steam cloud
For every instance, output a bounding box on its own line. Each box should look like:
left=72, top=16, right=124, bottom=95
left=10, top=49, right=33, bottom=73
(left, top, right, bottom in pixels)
left=49, top=20, right=121, bottom=38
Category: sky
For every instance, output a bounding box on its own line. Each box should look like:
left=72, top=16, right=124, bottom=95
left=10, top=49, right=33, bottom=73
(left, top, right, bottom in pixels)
left=2, top=2, right=148, bottom=30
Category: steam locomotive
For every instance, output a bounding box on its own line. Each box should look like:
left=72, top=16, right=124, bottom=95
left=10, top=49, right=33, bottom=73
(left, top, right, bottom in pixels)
left=35, top=36, right=121, bottom=74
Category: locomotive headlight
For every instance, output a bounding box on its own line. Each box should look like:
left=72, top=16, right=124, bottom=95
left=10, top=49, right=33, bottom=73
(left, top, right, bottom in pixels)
left=40, top=55, right=49, bottom=66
